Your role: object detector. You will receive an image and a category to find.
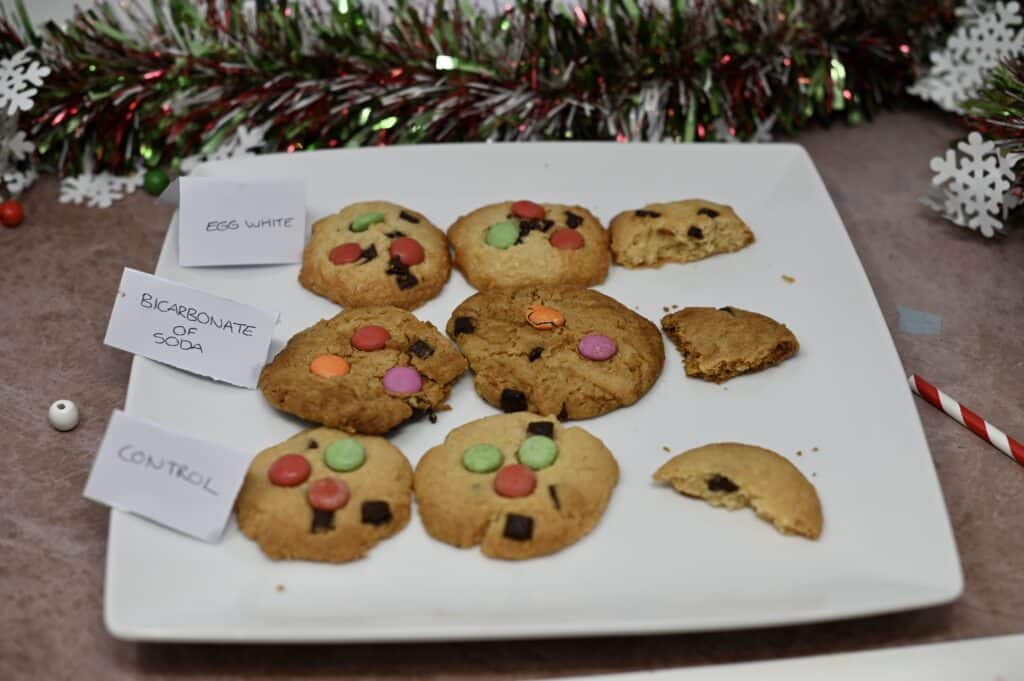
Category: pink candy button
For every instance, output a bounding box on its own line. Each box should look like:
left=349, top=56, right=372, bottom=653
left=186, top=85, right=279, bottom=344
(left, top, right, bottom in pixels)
left=578, top=334, right=617, bottom=361
left=382, top=366, right=422, bottom=394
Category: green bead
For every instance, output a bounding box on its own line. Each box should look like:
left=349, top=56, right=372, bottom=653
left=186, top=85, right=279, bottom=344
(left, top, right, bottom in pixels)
left=143, top=168, right=170, bottom=196
left=485, top=221, right=519, bottom=249
left=462, top=443, right=503, bottom=473
left=325, top=438, right=366, bottom=472
left=518, top=435, right=558, bottom=470
left=350, top=211, right=385, bottom=232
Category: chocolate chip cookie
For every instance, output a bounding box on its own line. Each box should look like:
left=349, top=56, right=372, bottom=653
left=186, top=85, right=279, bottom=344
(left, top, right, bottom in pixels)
left=654, top=443, right=822, bottom=539
left=609, top=199, right=754, bottom=268
left=447, top=200, right=609, bottom=290
left=446, top=286, right=664, bottom=420
left=300, top=201, right=451, bottom=309
left=661, top=306, right=799, bottom=383
left=414, top=413, right=619, bottom=559
left=236, top=428, right=413, bottom=562
left=259, top=306, right=467, bottom=434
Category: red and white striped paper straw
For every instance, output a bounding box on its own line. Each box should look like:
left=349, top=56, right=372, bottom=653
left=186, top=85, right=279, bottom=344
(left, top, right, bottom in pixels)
left=908, top=374, right=1024, bottom=467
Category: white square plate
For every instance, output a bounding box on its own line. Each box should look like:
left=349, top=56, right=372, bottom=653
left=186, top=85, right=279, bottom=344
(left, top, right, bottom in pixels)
left=105, top=142, right=962, bottom=642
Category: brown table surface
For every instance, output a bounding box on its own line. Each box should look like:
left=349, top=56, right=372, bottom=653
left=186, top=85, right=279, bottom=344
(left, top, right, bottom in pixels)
left=2, top=109, right=1022, bottom=680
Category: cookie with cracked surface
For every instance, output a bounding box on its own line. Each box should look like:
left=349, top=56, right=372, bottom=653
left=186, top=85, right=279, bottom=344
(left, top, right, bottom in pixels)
left=236, top=428, right=413, bottom=562
left=299, top=201, right=450, bottom=309
left=609, top=199, right=754, bottom=268
left=661, top=306, right=798, bottom=383
left=653, top=443, right=822, bottom=539
left=259, top=306, right=467, bottom=434
left=446, top=286, right=664, bottom=420
left=447, top=200, right=609, bottom=290
left=414, top=413, right=619, bottom=559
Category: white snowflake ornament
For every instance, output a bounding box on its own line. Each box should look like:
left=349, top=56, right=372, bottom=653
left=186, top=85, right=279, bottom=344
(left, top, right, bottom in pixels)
left=910, top=1, right=1024, bottom=112
left=3, top=167, right=36, bottom=195
left=0, top=48, right=51, bottom=116
left=180, top=123, right=269, bottom=173
left=926, top=131, right=1020, bottom=237
left=59, top=167, right=144, bottom=209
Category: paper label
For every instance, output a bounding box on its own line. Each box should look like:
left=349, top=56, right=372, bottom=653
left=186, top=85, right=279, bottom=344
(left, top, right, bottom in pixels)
left=176, top=177, right=306, bottom=266
left=83, top=410, right=251, bottom=543
left=103, top=268, right=277, bottom=388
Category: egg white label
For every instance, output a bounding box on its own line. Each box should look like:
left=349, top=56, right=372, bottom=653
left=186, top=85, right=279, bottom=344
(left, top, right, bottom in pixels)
left=176, top=177, right=306, bottom=267
left=84, top=410, right=251, bottom=543
left=103, top=268, right=277, bottom=388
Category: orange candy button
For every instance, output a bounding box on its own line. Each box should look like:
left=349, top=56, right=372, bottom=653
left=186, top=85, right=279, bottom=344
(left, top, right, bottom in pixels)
left=525, top=304, right=565, bottom=330
left=307, top=478, right=351, bottom=511
left=550, top=228, right=584, bottom=250
left=493, top=464, right=537, bottom=498
left=309, top=354, right=351, bottom=378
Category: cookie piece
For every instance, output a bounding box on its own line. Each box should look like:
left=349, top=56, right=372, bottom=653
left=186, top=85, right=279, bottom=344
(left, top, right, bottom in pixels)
left=414, top=413, right=619, bottom=559
left=259, top=306, right=467, bottom=434
left=653, top=443, right=822, bottom=539
left=446, top=286, right=664, bottom=420
left=661, top=306, right=798, bottom=383
left=447, top=201, right=609, bottom=290
left=299, top=201, right=450, bottom=309
left=236, top=428, right=413, bottom=562
left=609, top=199, right=754, bottom=268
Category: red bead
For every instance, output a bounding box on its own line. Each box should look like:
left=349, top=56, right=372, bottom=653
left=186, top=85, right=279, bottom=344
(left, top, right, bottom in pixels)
left=389, top=236, right=425, bottom=266
left=550, top=228, right=584, bottom=250
left=268, top=453, right=311, bottom=487
left=511, top=200, right=545, bottom=220
left=493, top=464, right=537, bottom=498
left=0, top=199, right=24, bottom=228
left=307, top=478, right=351, bottom=511
left=329, top=242, right=363, bottom=265
left=351, top=324, right=391, bottom=351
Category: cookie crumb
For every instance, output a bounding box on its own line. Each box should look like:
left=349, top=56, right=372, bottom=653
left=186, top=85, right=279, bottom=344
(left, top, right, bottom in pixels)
left=782, top=274, right=796, bottom=284
left=812, top=446, right=819, bottom=452
left=276, top=584, right=285, bottom=593
left=795, top=450, right=803, bottom=457
left=812, top=472, right=817, bottom=477
left=663, top=306, right=670, bottom=312
left=671, top=304, right=679, bottom=309
left=661, top=446, right=670, bottom=453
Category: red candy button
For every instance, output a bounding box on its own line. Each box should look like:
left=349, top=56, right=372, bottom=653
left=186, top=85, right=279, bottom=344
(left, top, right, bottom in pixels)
left=389, top=237, right=425, bottom=266
left=493, top=463, right=537, bottom=498
left=329, top=242, right=363, bottom=265
left=268, top=454, right=311, bottom=487
left=351, top=325, right=391, bottom=351
left=511, top=200, right=546, bottom=220
left=307, top=478, right=351, bottom=511
left=550, top=228, right=584, bottom=250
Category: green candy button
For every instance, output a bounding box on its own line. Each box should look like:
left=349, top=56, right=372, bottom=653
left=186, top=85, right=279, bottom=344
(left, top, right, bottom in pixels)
left=350, top=211, right=385, bottom=232
left=325, top=438, right=366, bottom=472
left=518, top=435, right=558, bottom=470
left=462, top=443, right=503, bottom=473
left=485, top=221, right=519, bottom=249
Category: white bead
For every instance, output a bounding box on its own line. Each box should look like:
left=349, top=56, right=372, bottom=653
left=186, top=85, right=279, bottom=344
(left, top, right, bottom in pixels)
left=48, top=400, right=80, bottom=432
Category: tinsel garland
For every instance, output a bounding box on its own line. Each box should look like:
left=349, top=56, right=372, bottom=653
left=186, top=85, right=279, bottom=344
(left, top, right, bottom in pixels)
left=0, top=0, right=954, bottom=176
left=967, top=59, right=1024, bottom=152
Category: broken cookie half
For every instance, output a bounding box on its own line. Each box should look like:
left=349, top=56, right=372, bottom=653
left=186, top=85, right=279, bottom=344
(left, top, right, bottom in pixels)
left=653, top=443, right=822, bottom=539
left=609, top=199, right=754, bottom=268
left=661, top=306, right=799, bottom=383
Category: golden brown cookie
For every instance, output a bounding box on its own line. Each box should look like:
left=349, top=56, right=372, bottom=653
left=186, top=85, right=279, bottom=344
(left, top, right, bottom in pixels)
left=259, top=306, right=467, bottom=434
left=609, top=199, right=754, bottom=268
left=661, top=306, right=798, bottom=383
left=446, top=286, right=664, bottom=420
left=236, top=428, right=413, bottom=562
left=299, top=201, right=450, bottom=309
left=447, top=200, right=609, bottom=290
left=414, top=413, right=619, bottom=559
left=653, top=443, right=822, bottom=539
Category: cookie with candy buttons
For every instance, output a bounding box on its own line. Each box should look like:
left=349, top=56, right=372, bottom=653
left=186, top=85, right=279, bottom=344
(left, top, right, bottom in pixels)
left=299, top=201, right=451, bottom=310
left=447, top=200, right=610, bottom=290
left=414, top=413, right=619, bottom=559
left=446, top=286, right=664, bottom=420
left=259, top=306, right=467, bottom=434
left=236, top=428, right=413, bottom=562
